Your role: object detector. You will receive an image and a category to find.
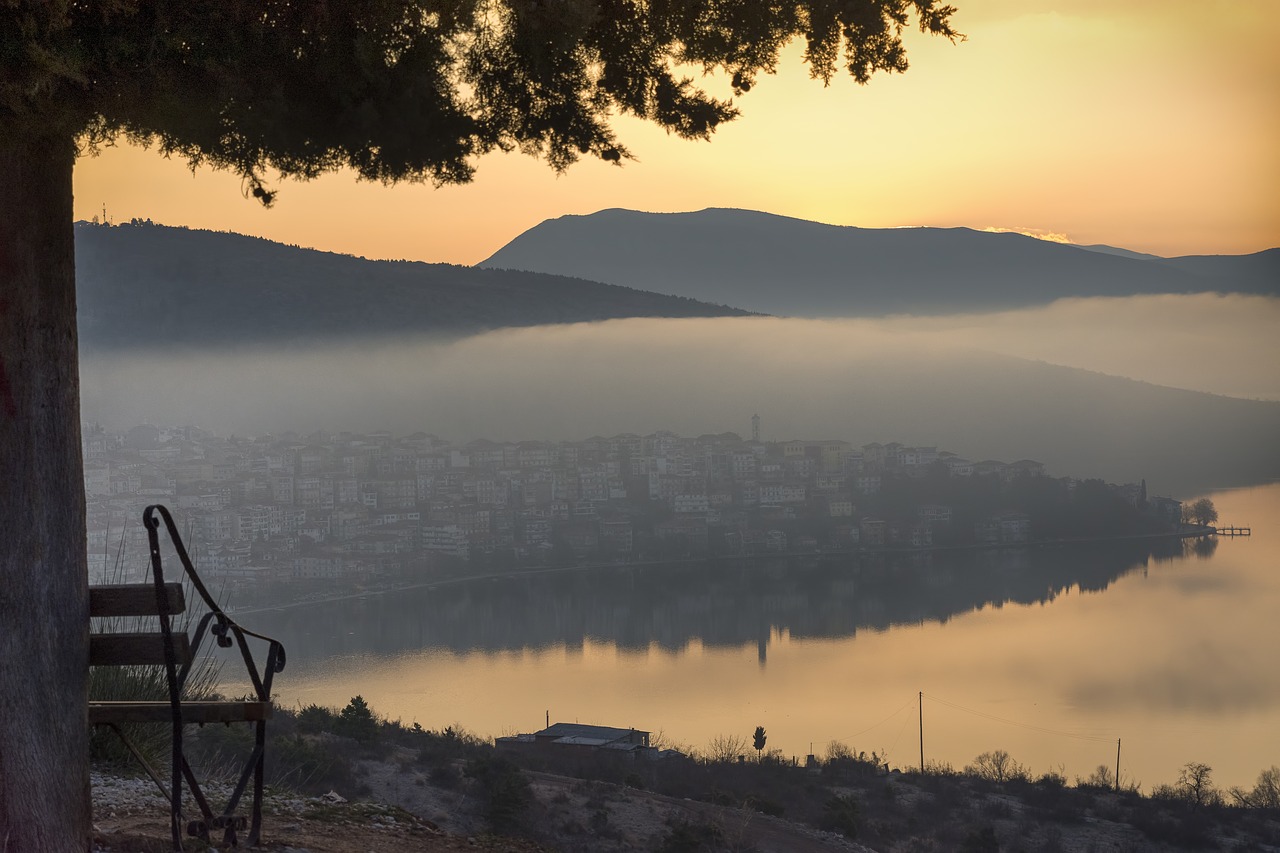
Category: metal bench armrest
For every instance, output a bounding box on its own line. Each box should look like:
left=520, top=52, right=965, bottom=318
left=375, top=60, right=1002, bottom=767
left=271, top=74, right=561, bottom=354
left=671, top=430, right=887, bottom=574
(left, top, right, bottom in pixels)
left=145, top=505, right=287, bottom=701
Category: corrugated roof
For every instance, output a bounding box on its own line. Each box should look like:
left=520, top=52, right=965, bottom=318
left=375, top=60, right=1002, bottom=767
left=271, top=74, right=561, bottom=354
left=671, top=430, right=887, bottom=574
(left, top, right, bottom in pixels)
left=536, top=722, right=646, bottom=742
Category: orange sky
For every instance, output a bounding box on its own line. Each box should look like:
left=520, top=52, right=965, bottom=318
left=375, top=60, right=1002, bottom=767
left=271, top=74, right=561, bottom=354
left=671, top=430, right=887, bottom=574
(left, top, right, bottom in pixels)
left=73, top=0, right=1280, bottom=265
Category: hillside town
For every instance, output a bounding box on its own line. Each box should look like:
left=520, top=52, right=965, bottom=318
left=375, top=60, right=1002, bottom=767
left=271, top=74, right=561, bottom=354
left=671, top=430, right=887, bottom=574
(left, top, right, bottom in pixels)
left=83, top=419, right=1185, bottom=590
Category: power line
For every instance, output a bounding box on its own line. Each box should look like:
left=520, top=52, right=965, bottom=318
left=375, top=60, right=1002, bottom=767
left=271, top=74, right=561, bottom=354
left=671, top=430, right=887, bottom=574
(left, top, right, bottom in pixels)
left=879, top=714, right=915, bottom=767
left=830, top=696, right=917, bottom=745
left=924, top=693, right=1115, bottom=744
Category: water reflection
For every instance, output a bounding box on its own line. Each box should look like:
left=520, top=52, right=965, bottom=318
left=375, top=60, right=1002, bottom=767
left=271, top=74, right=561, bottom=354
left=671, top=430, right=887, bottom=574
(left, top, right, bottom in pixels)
left=235, top=485, right=1275, bottom=790
left=257, top=536, right=1206, bottom=664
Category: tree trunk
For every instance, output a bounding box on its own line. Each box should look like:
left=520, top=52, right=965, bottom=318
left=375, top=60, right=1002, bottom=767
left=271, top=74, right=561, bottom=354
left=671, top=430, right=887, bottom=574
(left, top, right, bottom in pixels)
left=0, top=133, right=91, bottom=850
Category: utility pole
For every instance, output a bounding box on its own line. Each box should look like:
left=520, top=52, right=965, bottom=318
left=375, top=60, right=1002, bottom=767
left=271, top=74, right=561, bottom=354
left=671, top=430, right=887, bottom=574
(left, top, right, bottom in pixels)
left=919, top=691, right=924, bottom=774
left=1115, top=738, right=1121, bottom=792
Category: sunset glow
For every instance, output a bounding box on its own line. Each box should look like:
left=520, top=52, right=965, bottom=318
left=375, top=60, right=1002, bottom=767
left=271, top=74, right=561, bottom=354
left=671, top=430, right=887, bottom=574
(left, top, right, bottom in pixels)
left=72, top=0, right=1280, bottom=264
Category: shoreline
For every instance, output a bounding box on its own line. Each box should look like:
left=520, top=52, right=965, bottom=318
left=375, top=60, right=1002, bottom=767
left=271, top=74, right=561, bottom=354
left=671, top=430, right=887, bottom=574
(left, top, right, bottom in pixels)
left=233, top=525, right=1215, bottom=616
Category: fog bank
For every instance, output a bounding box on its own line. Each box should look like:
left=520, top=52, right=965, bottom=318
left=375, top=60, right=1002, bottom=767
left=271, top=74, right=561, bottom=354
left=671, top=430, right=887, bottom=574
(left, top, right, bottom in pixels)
left=872, top=293, right=1280, bottom=402
left=80, top=296, right=1280, bottom=497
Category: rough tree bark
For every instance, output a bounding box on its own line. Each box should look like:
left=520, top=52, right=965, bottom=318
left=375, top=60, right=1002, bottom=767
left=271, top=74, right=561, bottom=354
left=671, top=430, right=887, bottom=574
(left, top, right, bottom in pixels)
left=0, top=132, right=91, bottom=851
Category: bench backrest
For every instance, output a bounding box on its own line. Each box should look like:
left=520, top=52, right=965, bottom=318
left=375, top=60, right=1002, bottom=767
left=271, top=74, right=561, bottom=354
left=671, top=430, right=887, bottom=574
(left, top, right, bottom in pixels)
left=89, top=582, right=191, bottom=667
left=87, top=507, right=286, bottom=852
left=89, top=505, right=285, bottom=705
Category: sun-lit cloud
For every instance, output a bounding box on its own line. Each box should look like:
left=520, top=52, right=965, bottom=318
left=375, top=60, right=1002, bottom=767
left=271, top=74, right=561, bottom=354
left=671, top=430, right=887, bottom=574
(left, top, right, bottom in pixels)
left=981, top=226, right=1073, bottom=244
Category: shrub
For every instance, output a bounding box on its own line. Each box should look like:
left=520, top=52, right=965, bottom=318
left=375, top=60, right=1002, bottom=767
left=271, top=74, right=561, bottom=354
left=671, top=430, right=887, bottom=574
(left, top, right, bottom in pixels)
left=659, top=819, right=723, bottom=853
left=89, top=659, right=222, bottom=770
left=268, top=732, right=357, bottom=794
left=1037, top=768, right=1067, bottom=788
left=295, top=702, right=339, bottom=733
left=826, top=741, right=856, bottom=762
left=966, top=750, right=1029, bottom=784
left=823, top=742, right=883, bottom=780
left=429, top=762, right=460, bottom=789
left=822, top=793, right=861, bottom=838
left=960, top=825, right=1000, bottom=853
left=706, top=733, right=749, bottom=764
left=1076, top=763, right=1114, bottom=791
left=1230, top=766, right=1280, bottom=809
left=466, top=754, right=532, bottom=833
left=416, top=723, right=489, bottom=765
left=1131, top=809, right=1214, bottom=849
left=335, top=695, right=379, bottom=742
left=705, top=786, right=736, bottom=807
left=749, top=796, right=786, bottom=817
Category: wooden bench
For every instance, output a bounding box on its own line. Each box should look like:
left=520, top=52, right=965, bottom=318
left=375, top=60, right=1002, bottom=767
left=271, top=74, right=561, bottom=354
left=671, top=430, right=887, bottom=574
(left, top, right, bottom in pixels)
left=90, top=504, right=285, bottom=850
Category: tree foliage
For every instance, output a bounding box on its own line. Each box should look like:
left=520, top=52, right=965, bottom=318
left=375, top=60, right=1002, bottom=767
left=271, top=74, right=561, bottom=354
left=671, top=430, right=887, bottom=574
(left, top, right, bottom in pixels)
left=706, top=732, right=748, bottom=763
left=336, top=694, right=379, bottom=742
left=1078, top=763, right=1114, bottom=790
left=3, top=1, right=960, bottom=190
left=1176, top=761, right=1220, bottom=808
left=466, top=754, right=532, bottom=832
left=821, top=793, right=861, bottom=838
left=966, top=749, right=1029, bottom=784
left=1230, top=766, right=1280, bottom=810
left=1183, top=498, right=1219, bottom=526
left=753, top=724, right=767, bottom=756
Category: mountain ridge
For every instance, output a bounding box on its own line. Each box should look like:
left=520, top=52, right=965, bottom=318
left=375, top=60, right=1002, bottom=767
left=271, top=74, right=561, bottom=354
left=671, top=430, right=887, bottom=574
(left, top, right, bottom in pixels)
left=480, top=207, right=1279, bottom=316
left=74, top=220, right=754, bottom=350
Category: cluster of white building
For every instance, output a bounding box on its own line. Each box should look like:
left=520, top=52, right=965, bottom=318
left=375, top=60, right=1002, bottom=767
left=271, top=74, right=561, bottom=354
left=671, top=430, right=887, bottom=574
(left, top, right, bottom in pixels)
left=83, top=422, right=1060, bottom=587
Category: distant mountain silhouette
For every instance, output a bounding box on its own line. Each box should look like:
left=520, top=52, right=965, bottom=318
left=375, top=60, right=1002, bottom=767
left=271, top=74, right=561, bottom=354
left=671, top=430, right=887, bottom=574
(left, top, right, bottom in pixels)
left=1074, top=244, right=1163, bottom=261
left=1157, top=250, right=1280, bottom=291
left=74, top=220, right=752, bottom=349
left=481, top=208, right=1280, bottom=315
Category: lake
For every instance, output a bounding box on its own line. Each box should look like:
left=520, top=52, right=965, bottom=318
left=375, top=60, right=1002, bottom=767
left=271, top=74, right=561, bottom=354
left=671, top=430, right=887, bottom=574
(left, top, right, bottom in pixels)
left=234, top=483, right=1278, bottom=791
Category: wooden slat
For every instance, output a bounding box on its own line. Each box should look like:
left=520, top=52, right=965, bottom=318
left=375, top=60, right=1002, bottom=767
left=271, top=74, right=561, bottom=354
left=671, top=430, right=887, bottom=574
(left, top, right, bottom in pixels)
left=90, top=583, right=185, bottom=617
left=90, top=632, right=192, bottom=667
left=89, top=700, right=273, bottom=725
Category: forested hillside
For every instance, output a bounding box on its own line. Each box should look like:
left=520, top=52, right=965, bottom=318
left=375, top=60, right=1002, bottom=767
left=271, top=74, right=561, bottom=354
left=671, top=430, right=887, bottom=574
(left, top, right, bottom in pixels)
left=75, top=220, right=752, bottom=349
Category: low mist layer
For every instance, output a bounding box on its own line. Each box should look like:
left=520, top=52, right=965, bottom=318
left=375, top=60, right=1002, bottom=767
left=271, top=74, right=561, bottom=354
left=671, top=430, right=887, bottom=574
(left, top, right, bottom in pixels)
left=80, top=295, right=1280, bottom=496
left=872, top=293, right=1280, bottom=402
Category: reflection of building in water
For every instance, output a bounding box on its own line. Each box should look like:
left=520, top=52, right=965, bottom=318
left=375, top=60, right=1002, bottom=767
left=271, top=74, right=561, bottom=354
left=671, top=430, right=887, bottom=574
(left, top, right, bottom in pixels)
left=257, top=540, right=1190, bottom=665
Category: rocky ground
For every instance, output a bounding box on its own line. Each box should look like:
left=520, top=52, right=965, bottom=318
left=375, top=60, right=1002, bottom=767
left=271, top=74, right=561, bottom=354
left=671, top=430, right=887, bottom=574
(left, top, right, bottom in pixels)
left=90, top=758, right=869, bottom=853
left=91, top=768, right=542, bottom=852
left=91, top=749, right=1280, bottom=852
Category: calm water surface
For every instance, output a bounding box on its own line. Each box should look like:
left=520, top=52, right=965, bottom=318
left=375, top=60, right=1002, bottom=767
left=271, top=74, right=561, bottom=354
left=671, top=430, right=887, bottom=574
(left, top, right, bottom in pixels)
left=238, top=484, right=1278, bottom=790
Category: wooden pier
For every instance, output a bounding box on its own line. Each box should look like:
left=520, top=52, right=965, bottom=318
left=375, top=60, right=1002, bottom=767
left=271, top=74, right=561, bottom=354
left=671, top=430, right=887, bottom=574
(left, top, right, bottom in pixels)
left=1214, top=525, right=1251, bottom=537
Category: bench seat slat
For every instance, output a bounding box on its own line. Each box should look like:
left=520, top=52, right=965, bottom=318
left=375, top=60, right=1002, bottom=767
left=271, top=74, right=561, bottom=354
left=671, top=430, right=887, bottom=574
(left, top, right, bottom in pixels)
left=89, top=700, right=273, bottom=725
left=90, top=632, right=192, bottom=667
left=90, top=583, right=185, bottom=617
